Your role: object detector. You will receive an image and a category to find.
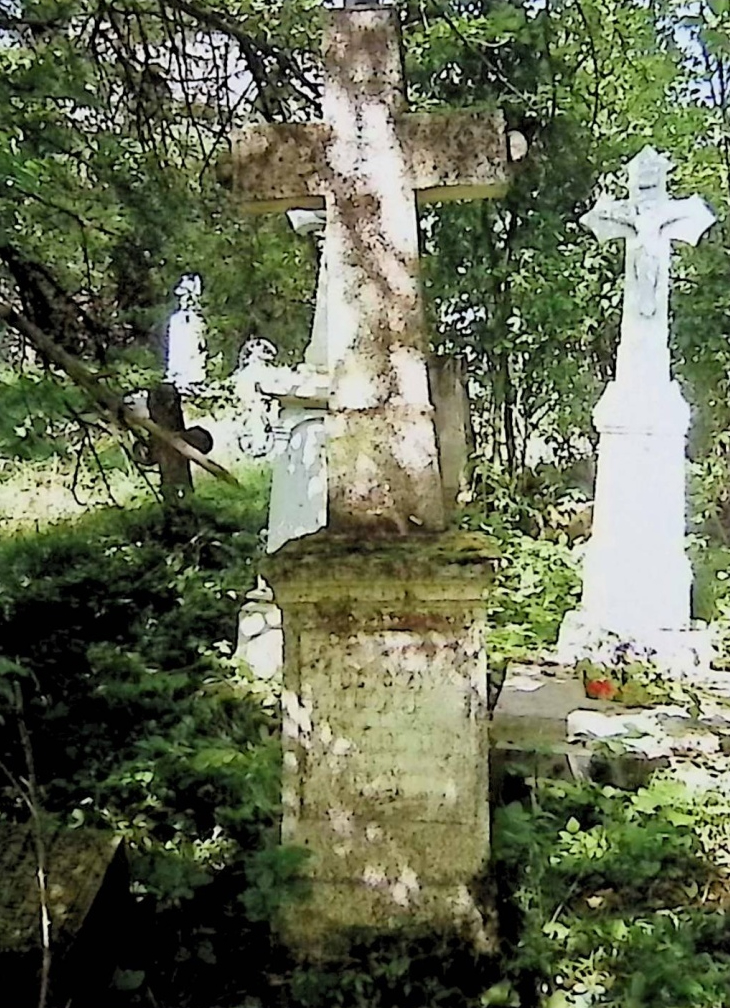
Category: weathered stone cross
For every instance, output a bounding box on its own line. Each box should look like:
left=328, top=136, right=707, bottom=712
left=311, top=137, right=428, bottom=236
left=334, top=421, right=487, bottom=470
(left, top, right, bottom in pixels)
left=230, top=0, right=520, bottom=535
left=581, top=146, right=715, bottom=384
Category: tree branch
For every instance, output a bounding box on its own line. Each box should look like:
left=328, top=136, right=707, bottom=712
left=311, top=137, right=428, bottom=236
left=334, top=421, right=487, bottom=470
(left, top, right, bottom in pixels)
left=0, top=305, right=239, bottom=487
left=14, top=685, right=52, bottom=1008
left=0, top=12, right=66, bottom=32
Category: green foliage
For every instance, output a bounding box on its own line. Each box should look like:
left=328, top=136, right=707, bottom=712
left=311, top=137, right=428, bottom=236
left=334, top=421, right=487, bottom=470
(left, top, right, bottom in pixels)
left=0, top=366, right=86, bottom=465
left=485, top=531, right=580, bottom=666
left=494, top=773, right=730, bottom=1006
left=462, top=463, right=582, bottom=669
left=284, top=928, right=502, bottom=1008
left=0, top=0, right=317, bottom=376
left=4, top=2, right=730, bottom=1005
left=0, top=470, right=311, bottom=1006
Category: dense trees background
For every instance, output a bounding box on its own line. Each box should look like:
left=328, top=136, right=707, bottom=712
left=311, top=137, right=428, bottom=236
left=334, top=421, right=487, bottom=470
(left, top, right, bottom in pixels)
left=2, top=0, right=729, bottom=487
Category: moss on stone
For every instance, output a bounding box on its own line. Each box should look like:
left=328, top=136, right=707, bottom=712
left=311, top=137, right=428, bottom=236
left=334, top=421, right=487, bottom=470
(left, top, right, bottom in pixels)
left=263, top=529, right=499, bottom=579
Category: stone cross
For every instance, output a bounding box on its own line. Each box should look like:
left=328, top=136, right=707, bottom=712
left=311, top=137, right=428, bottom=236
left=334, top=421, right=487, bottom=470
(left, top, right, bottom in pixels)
left=132, top=274, right=214, bottom=503
left=580, top=147, right=715, bottom=384
left=230, top=3, right=519, bottom=535
left=558, top=146, right=716, bottom=675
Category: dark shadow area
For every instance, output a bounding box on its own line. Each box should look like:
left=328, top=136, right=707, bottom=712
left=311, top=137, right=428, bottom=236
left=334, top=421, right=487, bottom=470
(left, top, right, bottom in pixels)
left=0, top=474, right=311, bottom=1008
left=277, top=925, right=501, bottom=1008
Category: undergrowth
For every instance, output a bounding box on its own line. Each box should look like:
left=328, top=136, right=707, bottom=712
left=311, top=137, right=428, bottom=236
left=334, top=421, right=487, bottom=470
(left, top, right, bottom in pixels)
left=0, top=471, right=309, bottom=1007
left=4, top=452, right=730, bottom=1006
left=495, top=770, right=730, bottom=1007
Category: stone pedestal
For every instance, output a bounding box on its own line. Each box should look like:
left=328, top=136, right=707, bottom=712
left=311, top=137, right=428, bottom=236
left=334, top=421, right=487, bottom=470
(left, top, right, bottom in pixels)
left=558, top=377, right=712, bottom=676
left=262, top=533, right=496, bottom=956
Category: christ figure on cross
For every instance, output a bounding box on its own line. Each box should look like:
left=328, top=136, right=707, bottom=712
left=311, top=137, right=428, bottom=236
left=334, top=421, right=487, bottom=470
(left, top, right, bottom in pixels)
left=558, top=145, right=716, bottom=672
left=581, top=146, right=715, bottom=383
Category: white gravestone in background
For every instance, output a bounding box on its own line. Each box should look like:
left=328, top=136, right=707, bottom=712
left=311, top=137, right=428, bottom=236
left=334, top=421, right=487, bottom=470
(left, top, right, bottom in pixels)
left=266, top=210, right=329, bottom=553
left=235, top=577, right=283, bottom=698
left=235, top=210, right=330, bottom=554
left=558, top=146, right=716, bottom=676
left=165, top=274, right=207, bottom=391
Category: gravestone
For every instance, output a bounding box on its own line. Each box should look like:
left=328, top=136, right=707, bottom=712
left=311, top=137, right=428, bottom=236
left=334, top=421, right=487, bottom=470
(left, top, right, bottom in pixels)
left=558, top=146, right=715, bottom=675
left=146, top=383, right=213, bottom=504
left=229, top=1, right=521, bottom=952
left=165, top=274, right=207, bottom=392
left=0, top=824, right=127, bottom=1007
left=142, top=275, right=214, bottom=500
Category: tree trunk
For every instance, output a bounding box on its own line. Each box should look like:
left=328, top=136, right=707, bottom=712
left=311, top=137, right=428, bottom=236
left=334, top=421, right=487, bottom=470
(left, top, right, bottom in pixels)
left=148, top=383, right=193, bottom=504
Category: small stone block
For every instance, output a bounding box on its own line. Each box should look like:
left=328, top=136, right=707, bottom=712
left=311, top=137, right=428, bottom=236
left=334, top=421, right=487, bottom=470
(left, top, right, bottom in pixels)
left=491, top=664, right=597, bottom=747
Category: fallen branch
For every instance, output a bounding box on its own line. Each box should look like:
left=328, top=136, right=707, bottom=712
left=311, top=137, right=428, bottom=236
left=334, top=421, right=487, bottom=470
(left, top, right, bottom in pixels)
left=0, top=304, right=239, bottom=486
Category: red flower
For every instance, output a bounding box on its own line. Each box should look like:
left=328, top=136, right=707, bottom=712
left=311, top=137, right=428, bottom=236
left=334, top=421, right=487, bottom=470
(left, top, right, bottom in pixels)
left=585, top=678, right=617, bottom=701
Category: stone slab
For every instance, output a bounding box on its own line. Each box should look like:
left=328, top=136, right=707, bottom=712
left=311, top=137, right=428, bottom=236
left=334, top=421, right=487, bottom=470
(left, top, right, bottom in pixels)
left=491, top=662, right=730, bottom=796
left=491, top=663, right=604, bottom=748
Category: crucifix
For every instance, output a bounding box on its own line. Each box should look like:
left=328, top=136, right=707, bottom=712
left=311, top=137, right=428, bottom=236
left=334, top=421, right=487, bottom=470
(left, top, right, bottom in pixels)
left=229, top=1, right=523, bottom=536
left=580, top=146, right=715, bottom=384
left=559, top=146, right=716, bottom=673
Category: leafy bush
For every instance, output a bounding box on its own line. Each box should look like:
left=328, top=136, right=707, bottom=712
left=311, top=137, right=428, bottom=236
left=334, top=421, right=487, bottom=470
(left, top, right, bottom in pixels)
left=461, top=461, right=582, bottom=674
left=494, top=773, right=730, bottom=1007
left=283, top=928, right=502, bottom=1008
left=0, top=367, right=85, bottom=466
left=484, top=532, right=581, bottom=669
left=0, top=471, right=308, bottom=1006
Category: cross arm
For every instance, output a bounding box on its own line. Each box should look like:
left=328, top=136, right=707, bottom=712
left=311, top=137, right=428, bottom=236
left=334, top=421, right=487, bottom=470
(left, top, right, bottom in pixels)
left=228, top=122, right=331, bottom=213
left=660, top=195, right=716, bottom=246
left=580, top=195, right=637, bottom=243
left=400, top=108, right=511, bottom=204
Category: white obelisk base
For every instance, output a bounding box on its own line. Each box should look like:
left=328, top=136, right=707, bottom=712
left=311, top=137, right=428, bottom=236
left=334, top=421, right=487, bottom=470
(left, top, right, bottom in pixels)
left=557, top=376, right=714, bottom=678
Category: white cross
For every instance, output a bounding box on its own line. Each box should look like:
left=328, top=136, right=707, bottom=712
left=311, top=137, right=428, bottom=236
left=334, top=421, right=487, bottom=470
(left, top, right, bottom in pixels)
left=581, top=146, right=715, bottom=381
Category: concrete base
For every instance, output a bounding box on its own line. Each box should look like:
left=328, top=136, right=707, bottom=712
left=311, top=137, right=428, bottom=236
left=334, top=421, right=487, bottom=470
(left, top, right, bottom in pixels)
left=557, top=609, right=714, bottom=678
left=261, top=532, right=497, bottom=957
left=491, top=662, right=730, bottom=799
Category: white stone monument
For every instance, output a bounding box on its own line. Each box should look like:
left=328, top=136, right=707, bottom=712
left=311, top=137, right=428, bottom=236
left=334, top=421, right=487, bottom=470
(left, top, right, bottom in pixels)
left=558, top=146, right=716, bottom=676
left=165, top=274, right=207, bottom=392
left=235, top=576, right=283, bottom=696
left=233, top=208, right=330, bottom=553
